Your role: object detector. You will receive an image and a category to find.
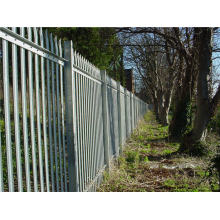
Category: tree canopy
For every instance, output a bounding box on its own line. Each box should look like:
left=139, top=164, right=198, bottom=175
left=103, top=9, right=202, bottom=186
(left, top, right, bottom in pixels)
left=47, top=27, right=125, bottom=86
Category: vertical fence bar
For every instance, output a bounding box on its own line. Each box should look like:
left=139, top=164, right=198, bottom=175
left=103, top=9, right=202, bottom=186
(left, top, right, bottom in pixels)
left=130, top=93, right=133, bottom=132
left=81, top=75, right=86, bottom=189
left=91, top=78, right=97, bottom=185
left=40, top=28, right=50, bottom=192
left=20, top=27, right=31, bottom=192
left=45, top=30, right=55, bottom=192
left=34, top=28, right=44, bottom=192
left=85, top=77, right=89, bottom=187
left=117, top=82, right=122, bottom=155
left=64, top=41, right=79, bottom=192
left=88, top=78, right=93, bottom=184
left=95, top=80, right=101, bottom=181
left=124, top=88, right=129, bottom=139
left=128, top=92, right=131, bottom=135
left=79, top=74, right=85, bottom=191
left=28, top=27, right=38, bottom=192
left=59, top=39, right=68, bottom=192
left=75, top=72, right=83, bottom=191
left=84, top=76, right=89, bottom=186
left=0, top=132, right=4, bottom=192
left=80, top=73, right=86, bottom=191
left=50, top=34, right=59, bottom=191
left=12, top=27, right=23, bottom=192
left=83, top=74, right=88, bottom=189
left=3, top=38, right=14, bottom=192
left=101, top=70, right=110, bottom=169
left=136, top=98, right=138, bottom=126
left=87, top=77, right=91, bottom=186
left=76, top=72, right=83, bottom=191
left=55, top=37, right=64, bottom=192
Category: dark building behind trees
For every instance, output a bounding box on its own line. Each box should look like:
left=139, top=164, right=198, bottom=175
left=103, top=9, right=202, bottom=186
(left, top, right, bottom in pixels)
left=124, top=69, right=135, bottom=93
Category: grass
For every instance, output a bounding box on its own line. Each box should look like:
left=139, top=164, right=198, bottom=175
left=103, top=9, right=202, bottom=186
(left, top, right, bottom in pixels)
left=97, top=111, right=219, bottom=192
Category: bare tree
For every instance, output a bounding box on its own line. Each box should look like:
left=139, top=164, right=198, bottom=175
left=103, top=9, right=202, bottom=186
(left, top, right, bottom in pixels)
left=181, top=28, right=220, bottom=151
left=117, top=27, right=197, bottom=138
left=124, top=32, right=178, bottom=125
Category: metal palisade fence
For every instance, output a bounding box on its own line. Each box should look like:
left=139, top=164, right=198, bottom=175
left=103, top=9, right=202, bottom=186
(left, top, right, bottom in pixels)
left=0, top=27, right=148, bottom=192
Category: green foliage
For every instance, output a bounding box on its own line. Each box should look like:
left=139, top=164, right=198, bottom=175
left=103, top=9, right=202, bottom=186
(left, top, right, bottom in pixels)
left=47, top=27, right=125, bottom=86
left=162, top=149, right=173, bottom=155
left=143, top=156, right=149, bottom=163
left=163, top=179, right=176, bottom=188
left=196, top=170, right=209, bottom=178
left=163, top=177, right=212, bottom=192
left=125, top=151, right=139, bottom=164
left=179, top=139, right=210, bottom=157
left=208, top=107, right=220, bottom=133
left=206, top=151, right=220, bottom=191
left=144, top=111, right=156, bottom=122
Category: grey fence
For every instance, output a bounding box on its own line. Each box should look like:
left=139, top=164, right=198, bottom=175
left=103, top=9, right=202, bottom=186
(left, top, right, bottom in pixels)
left=0, top=27, right=148, bottom=192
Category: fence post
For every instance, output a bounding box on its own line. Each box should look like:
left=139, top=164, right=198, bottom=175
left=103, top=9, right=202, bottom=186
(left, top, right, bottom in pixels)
left=64, top=41, right=79, bottom=192
left=130, top=92, right=134, bottom=132
left=101, top=70, right=110, bottom=169
left=124, top=88, right=129, bottom=138
left=117, top=82, right=122, bottom=155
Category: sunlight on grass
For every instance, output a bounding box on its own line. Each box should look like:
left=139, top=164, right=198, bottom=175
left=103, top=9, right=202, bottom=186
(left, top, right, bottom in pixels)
left=97, top=111, right=219, bottom=192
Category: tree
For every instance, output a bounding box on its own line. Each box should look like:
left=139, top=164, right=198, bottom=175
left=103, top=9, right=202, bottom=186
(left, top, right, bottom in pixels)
left=116, top=27, right=198, bottom=137
left=47, top=27, right=125, bottom=85
left=181, top=28, right=220, bottom=152
left=122, top=28, right=183, bottom=126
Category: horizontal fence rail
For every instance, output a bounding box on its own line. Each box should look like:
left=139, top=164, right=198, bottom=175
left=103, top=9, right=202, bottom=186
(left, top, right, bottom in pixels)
left=0, top=27, right=148, bottom=192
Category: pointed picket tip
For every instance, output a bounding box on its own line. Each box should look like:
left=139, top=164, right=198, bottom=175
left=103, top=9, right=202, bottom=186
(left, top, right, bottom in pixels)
left=83, top=58, right=86, bottom=70
left=39, top=28, right=44, bottom=47
left=20, top=27, right=25, bottom=37
left=78, top=53, right=81, bottom=68
left=33, top=27, right=39, bottom=44
left=72, top=50, right=76, bottom=65
left=79, top=54, right=82, bottom=69
left=50, top=33, right=54, bottom=52
left=85, top=59, right=89, bottom=72
left=54, top=36, right=59, bottom=55
left=59, top=39, right=63, bottom=57
left=12, top=27, right=17, bottom=33
left=76, top=52, right=79, bottom=67
left=27, top=27, right=32, bottom=41
left=73, top=50, right=76, bottom=60
left=71, top=48, right=75, bottom=63
left=45, top=29, right=50, bottom=50
left=75, top=51, right=78, bottom=66
left=89, top=64, right=92, bottom=74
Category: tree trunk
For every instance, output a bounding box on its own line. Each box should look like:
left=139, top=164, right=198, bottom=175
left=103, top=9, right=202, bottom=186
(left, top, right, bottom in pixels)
left=169, top=65, right=193, bottom=139
left=182, top=28, right=213, bottom=147
left=152, top=96, right=160, bottom=122
left=160, top=106, right=169, bottom=126
left=157, top=90, right=164, bottom=123
left=159, top=87, right=173, bottom=126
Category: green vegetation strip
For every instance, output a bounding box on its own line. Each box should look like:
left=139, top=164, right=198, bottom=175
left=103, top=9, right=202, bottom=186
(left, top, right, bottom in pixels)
left=98, top=112, right=219, bottom=192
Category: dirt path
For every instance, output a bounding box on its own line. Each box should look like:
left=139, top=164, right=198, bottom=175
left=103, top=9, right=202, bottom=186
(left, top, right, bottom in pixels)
left=98, top=112, right=219, bottom=192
